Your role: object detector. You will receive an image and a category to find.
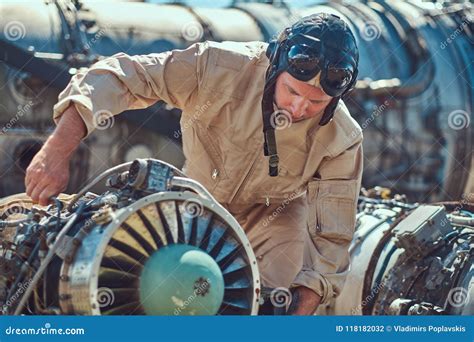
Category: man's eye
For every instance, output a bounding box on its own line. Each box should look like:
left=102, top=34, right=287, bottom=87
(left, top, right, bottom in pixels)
left=287, top=87, right=298, bottom=95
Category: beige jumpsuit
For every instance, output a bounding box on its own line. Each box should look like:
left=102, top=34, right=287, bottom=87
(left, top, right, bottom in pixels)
left=53, top=41, right=363, bottom=305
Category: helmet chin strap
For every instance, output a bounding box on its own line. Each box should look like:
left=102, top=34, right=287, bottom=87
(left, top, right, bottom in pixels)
left=262, top=73, right=280, bottom=177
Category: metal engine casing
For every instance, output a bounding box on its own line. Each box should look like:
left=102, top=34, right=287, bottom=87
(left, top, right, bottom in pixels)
left=317, top=194, right=473, bottom=316
left=0, top=164, right=472, bottom=315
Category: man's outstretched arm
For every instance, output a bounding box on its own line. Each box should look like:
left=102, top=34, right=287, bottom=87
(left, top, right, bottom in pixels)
left=25, top=43, right=209, bottom=205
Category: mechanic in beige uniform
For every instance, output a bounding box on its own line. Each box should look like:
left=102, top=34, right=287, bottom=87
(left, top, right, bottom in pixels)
left=25, top=14, right=363, bottom=315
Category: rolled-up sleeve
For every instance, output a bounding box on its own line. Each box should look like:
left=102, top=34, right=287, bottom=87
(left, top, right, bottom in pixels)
left=291, top=140, right=363, bottom=304
left=53, top=42, right=209, bottom=137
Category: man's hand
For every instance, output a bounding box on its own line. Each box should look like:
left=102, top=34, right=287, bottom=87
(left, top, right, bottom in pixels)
left=287, top=286, right=322, bottom=315
left=25, top=105, right=86, bottom=206
left=25, top=137, right=73, bottom=206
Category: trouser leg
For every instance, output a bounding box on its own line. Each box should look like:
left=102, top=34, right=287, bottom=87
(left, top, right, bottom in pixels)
left=223, top=197, right=307, bottom=290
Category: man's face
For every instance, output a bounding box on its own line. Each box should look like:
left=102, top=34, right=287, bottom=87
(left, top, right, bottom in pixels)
left=274, top=72, right=333, bottom=122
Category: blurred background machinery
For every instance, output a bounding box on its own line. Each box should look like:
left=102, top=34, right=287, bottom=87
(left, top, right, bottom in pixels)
left=0, top=0, right=472, bottom=202
left=0, top=159, right=260, bottom=315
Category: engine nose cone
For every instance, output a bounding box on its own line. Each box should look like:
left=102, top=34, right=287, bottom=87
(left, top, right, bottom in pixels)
left=139, top=244, right=224, bottom=315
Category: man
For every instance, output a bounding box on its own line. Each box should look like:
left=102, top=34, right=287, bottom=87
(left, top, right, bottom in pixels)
left=25, top=13, right=363, bottom=315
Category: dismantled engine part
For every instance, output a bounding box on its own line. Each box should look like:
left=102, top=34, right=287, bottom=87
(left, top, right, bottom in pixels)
left=317, top=189, right=473, bottom=316
left=0, top=159, right=260, bottom=315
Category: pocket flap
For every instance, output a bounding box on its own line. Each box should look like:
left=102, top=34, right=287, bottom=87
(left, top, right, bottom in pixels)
left=306, top=179, right=359, bottom=239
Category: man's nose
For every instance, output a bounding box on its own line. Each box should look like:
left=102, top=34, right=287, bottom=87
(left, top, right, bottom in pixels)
left=291, top=97, right=308, bottom=118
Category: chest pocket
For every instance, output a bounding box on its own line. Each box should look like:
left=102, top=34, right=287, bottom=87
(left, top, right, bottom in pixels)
left=307, top=179, right=359, bottom=241
left=202, top=49, right=251, bottom=101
